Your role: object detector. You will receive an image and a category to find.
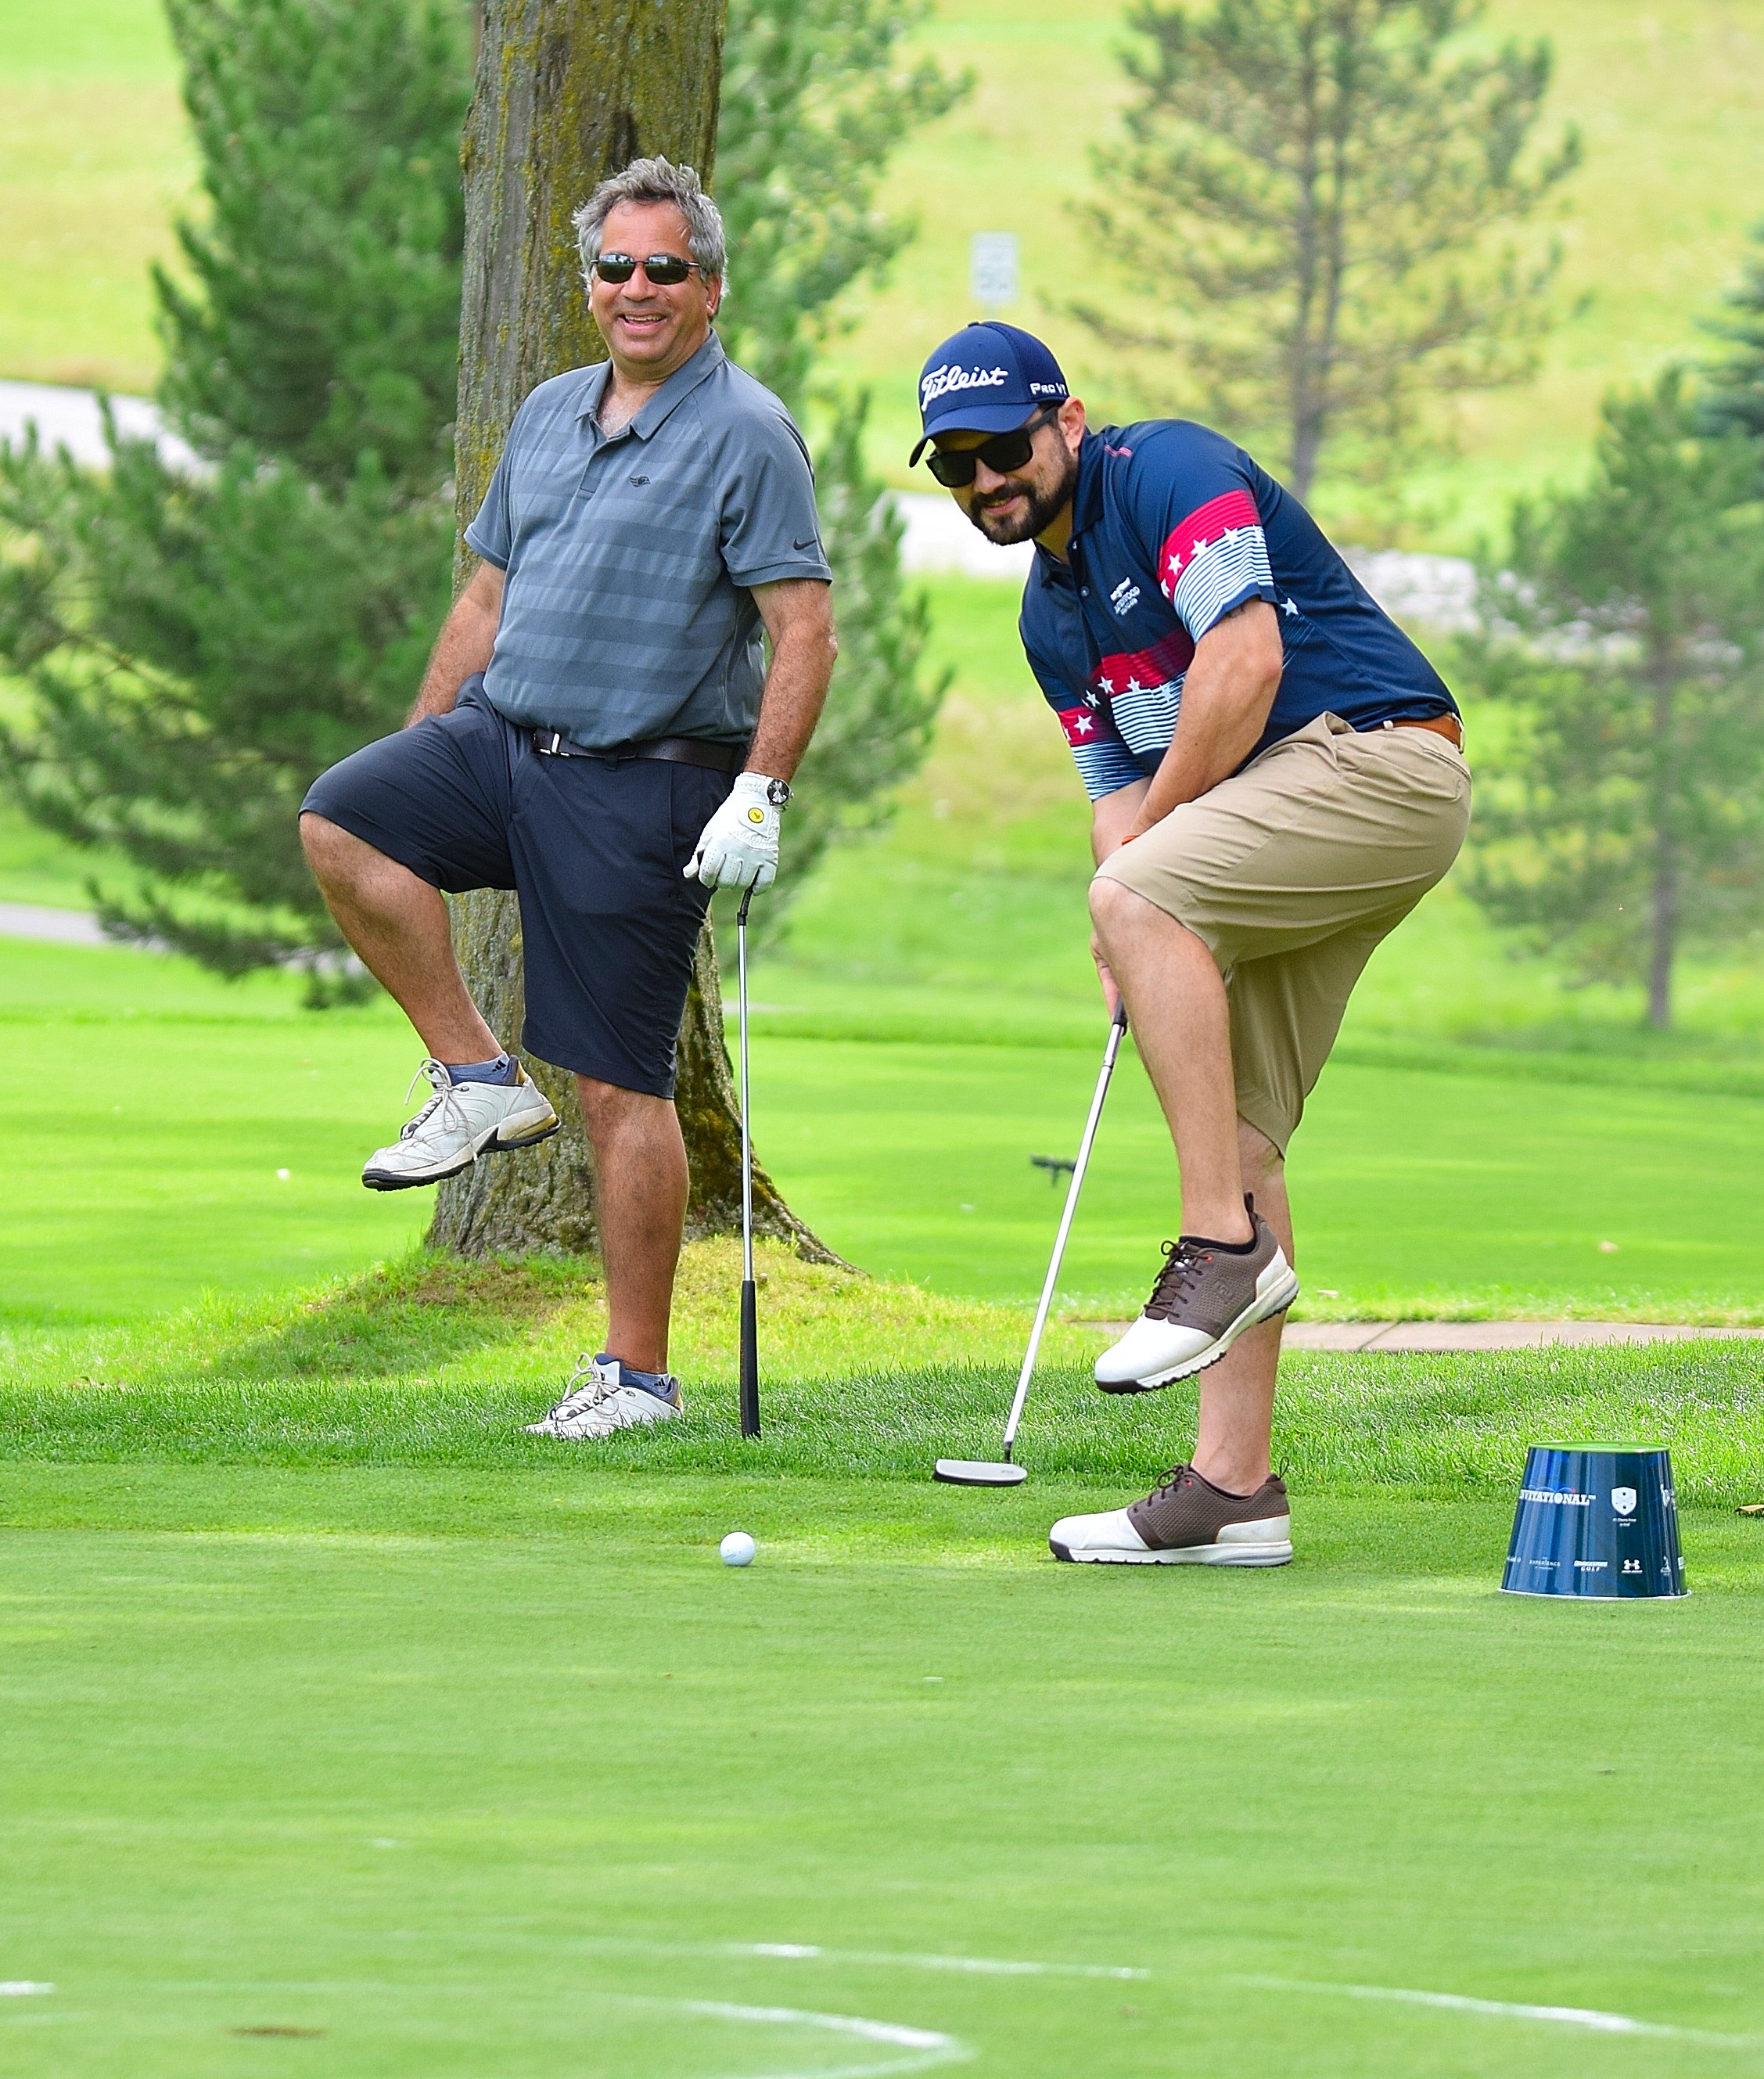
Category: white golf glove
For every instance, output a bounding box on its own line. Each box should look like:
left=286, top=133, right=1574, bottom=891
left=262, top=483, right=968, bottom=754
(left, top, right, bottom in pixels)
left=685, top=772, right=783, bottom=890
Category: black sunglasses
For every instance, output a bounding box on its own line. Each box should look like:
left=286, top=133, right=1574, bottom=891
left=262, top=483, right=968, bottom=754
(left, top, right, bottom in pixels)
left=925, top=405, right=1060, bottom=487
left=591, top=251, right=704, bottom=286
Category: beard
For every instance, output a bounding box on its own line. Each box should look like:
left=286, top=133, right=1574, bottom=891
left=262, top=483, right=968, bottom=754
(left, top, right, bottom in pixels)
left=966, top=444, right=1080, bottom=545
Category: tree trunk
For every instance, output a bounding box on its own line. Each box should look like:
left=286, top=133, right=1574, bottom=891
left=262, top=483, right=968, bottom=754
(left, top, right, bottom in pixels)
left=428, top=0, right=835, bottom=1262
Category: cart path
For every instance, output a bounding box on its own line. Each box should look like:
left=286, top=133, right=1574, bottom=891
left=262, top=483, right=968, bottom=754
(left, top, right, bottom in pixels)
left=0, top=902, right=112, bottom=947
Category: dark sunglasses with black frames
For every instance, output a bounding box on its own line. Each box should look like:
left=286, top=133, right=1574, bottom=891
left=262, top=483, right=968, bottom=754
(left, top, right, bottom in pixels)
left=591, top=252, right=706, bottom=286
left=923, top=404, right=1061, bottom=487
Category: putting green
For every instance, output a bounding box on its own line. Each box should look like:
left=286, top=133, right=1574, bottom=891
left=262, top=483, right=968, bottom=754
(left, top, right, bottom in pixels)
left=2, top=1468, right=1762, bottom=2077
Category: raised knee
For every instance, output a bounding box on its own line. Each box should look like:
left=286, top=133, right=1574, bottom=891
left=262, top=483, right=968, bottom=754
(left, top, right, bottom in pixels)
left=299, top=811, right=346, bottom=872
left=1088, top=872, right=1133, bottom=932
left=300, top=814, right=388, bottom=897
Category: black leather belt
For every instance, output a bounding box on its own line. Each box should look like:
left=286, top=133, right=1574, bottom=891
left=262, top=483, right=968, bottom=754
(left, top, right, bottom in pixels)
left=531, top=728, right=742, bottom=774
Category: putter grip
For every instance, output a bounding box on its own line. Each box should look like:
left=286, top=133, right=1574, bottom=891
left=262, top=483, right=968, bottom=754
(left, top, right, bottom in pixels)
left=739, top=1278, right=760, bottom=1437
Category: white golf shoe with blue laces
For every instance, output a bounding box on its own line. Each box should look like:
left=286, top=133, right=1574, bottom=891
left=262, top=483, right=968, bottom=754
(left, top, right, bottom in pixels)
left=526, top=1355, right=684, bottom=1441
left=361, top=1058, right=559, bottom=1191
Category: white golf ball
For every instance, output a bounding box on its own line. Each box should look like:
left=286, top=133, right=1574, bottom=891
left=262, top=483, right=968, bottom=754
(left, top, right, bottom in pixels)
left=720, top=1530, right=756, bottom=1568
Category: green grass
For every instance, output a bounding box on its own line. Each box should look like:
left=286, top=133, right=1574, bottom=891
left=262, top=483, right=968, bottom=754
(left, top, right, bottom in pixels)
left=2, top=1087, right=1762, bottom=2079
left=5, top=1258, right=1756, bottom=2077
left=8, top=1245, right=1764, bottom=1502
left=0, top=935, right=427, bottom=1324
left=0, top=0, right=192, bottom=394
left=9, top=1235, right=1758, bottom=2076
left=3, top=2, right=1762, bottom=540
left=14, top=921, right=1764, bottom=1325
left=3, top=1465, right=1764, bottom=2077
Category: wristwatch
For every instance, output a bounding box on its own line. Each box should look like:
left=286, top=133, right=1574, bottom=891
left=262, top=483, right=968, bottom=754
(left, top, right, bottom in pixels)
left=763, top=777, right=792, bottom=808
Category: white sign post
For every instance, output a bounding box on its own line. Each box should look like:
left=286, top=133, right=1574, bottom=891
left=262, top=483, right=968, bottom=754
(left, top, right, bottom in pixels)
left=970, top=232, right=1019, bottom=317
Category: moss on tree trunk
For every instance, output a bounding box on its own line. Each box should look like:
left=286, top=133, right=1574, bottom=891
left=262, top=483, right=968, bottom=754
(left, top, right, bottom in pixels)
left=428, top=0, right=835, bottom=1263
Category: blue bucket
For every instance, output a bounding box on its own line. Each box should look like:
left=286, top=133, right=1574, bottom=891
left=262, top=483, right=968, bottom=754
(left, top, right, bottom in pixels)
left=1501, top=1445, right=1687, bottom=1599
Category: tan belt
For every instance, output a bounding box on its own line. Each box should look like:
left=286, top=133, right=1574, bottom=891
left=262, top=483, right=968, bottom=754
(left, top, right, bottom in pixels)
left=1382, top=712, right=1464, bottom=751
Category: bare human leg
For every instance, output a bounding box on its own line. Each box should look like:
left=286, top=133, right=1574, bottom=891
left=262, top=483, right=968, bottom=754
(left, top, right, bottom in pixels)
left=575, top=1075, right=690, bottom=1376
left=1090, top=876, right=1293, bottom=1494
left=1189, top=1121, right=1288, bottom=1494
left=1089, top=877, right=1253, bottom=1245
left=300, top=813, right=501, bottom=1063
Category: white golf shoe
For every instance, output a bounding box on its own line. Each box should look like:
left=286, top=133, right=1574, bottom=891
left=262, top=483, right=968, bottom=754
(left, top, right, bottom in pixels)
left=361, top=1058, right=559, bottom=1190
left=526, top=1354, right=684, bottom=1440
left=1096, top=1199, right=1299, bottom=1392
left=1050, top=1467, right=1292, bottom=1566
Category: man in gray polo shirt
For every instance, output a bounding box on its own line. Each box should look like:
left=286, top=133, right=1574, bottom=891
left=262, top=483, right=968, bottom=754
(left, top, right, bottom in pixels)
left=300, top=157, right=835, bottom=1441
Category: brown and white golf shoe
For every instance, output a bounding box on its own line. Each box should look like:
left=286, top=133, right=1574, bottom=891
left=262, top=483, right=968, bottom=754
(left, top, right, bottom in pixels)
left=1095, top=1198, right=1298, bottom=1393
left=1049, top=1466, right=1292, bottom=1566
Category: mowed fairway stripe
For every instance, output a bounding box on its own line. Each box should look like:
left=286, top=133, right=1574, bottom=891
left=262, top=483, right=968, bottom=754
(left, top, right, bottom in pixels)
left=1241, top=1976, right=1762, bottom=2046
left=744, top=1944, right=1146, bottom=1980
left=591, top=1937, right=1146, bottom=1978
left=679, top=2000, right=968, bottom=2074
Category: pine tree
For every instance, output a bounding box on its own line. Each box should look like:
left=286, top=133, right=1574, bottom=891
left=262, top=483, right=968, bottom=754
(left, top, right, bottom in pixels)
left=1075, top=0, right=1580, bottom=503
left=0, top=0, right=469, bottom=997
left=1463, top=369, right=1764, bottom=1031
left=1702, top=216, right=1764, bottom=451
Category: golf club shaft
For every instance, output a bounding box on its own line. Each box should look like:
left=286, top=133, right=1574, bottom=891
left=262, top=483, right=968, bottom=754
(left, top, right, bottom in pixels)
left=736, top=884, right=760, bottom=1439
left=1001, top=1001, right=1128, bottom=1459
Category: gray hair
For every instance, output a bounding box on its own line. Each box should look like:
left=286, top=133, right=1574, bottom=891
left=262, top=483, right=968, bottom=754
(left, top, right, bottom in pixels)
left=572, top=156, right=728, bottom=287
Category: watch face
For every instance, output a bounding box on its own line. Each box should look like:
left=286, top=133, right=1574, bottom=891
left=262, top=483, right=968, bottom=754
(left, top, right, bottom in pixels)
left=766, top=779, right=792, bottom=806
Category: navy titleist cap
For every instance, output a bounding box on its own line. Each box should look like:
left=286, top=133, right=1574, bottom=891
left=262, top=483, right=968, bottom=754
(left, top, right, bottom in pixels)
left=910, top=321, right=1069, bottom=466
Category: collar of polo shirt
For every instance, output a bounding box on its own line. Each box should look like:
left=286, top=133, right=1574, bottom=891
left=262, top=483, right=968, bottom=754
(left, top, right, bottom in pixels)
left=575, top=332, right=727, bottom=441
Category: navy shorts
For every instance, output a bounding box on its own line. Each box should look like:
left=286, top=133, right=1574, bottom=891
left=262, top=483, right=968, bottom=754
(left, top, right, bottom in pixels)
left=300, top=678, right=733, bottom=1098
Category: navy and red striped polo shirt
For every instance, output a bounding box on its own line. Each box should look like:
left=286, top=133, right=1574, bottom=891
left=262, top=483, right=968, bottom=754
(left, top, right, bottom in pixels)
left=1018, top=423, right=1457, bottom=800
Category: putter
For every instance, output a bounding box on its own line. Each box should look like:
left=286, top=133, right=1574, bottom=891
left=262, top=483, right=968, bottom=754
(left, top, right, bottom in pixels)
left=936, top=1000, right=1130, bottom=1487
left=736, top=883, right=760, bottom=1439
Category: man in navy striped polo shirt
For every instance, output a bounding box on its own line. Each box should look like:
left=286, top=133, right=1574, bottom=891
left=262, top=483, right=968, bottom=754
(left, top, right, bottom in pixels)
left=911, top=323, right=1469, bottom=1568
left=301, top=158, right=835, bottom=1441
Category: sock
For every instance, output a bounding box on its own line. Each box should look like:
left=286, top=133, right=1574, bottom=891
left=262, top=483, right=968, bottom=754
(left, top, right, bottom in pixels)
left=598, top=1351, right=674, bottom=1399
left=445, top=1052, right=519, bottom=1086
left=1181, top=1228, right=1258, bottom=1254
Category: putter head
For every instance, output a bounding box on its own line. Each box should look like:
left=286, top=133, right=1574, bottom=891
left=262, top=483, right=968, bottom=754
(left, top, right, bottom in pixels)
left=934, top=1459, right=1028, bottom=1487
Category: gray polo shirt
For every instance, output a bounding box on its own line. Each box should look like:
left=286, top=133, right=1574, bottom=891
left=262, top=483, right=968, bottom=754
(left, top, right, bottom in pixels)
left=465, top=331, right=832, bottom=748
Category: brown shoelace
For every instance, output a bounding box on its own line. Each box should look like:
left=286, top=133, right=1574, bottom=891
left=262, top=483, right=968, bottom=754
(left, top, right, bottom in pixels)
left=1143, top=1461, right=1198, bottom=1505
left=1143, top=1238, right=1210, bottom=1322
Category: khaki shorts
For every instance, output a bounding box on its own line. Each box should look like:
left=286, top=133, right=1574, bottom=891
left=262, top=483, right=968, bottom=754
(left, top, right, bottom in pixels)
left=1095, top=712, right=1471, bottom=1153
